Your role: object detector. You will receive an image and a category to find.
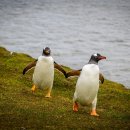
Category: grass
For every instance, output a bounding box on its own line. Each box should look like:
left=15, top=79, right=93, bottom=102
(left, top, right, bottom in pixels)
left=0, top=46, right=130, bottom=130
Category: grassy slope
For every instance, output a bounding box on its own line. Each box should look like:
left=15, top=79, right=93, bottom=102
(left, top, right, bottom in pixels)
left=0, top=46, right=130, bottom=130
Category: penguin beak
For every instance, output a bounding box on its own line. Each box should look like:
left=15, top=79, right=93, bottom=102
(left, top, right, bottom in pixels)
left=98, top=56, right=106, bottom=60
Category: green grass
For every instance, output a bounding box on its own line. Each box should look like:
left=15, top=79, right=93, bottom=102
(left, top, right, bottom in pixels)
left=0, top=46, right=130, bottom=130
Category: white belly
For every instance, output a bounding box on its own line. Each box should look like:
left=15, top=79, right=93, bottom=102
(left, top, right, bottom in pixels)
left=33, top=56, right=54, bottom=90
left=74, top=64, right=99, bottom=106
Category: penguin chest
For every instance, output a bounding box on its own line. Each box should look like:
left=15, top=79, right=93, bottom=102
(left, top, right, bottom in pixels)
left=33, top=56, right=54, bottom=89
left=74, top=64, right=99, bottom=105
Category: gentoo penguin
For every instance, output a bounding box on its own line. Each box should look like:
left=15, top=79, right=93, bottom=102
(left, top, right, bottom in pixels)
left=73, top=53, right=106, bottom=116
left=66, top=69, right=104, bottom=84
left=23, top=47, right=67, bottom=98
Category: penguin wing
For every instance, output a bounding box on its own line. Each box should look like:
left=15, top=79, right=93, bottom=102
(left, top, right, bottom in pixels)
left=66, top=69, right=104, bottom=84
left=54, top=61, right=67, bottom=78
left=66, top=69, right=82, bottom=78
left=99, top=73, right=104, bottom=84
left=23, top=60, right=37, bottom=75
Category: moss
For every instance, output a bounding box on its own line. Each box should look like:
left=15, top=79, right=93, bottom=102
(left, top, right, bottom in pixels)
left=0, top=46, right=130, bottom=130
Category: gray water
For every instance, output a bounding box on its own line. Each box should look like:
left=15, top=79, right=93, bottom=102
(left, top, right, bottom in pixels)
left=0, top=0, right=130, bottom=88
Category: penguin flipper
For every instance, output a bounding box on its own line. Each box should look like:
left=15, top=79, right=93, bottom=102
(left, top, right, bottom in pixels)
left=66, top=69, right=82, bottom=78
left=66, top=69, right=105, bottom=84
left=99, top=73, right=104, bottom=84
left=23, top=60, right=37, bottom=75
left=54, top=61, right=67, bottom=78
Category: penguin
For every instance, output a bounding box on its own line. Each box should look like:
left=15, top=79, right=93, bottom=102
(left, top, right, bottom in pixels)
left=73, top=53, right=106, bottom=116
left=66, top=69, right=104, bottom=84
left=23, top=47, right=67, bottom=98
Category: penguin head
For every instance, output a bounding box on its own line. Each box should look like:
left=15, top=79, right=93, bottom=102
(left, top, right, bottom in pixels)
left=42, top=47, right=51, bottom=56
left=89, top=53, right=106, bottom=64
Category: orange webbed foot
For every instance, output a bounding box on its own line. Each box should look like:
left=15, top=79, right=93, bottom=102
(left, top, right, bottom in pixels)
left=31, top=85, right=37, bottom=93
left=45, top=91, right=51, bottom=98
left=73, top=102, right=79, bottom=112
left=90, top=109, right=99, bottom=116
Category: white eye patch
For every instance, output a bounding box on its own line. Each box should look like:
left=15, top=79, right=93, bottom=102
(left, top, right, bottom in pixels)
left=93, top=53, right=97, bottom=57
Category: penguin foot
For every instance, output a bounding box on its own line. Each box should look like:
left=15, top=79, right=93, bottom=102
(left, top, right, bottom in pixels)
left=45, top=92, right=51, bottom=98
left=31, top=85, right=36, bottom=93
left=45, top=95, right=51, bottom=98
left=90, top=110, right=99, bottom=116
left=73, top=102, right=78, bottom=112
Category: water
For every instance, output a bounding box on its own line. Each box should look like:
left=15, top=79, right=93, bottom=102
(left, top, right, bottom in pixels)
left=0, top=0, right=130, bottom=88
